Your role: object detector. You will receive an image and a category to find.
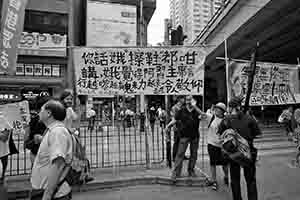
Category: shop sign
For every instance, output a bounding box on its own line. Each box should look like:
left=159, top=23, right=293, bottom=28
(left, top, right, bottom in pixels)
left=24, top=64, right=34, bottom=76
left=18, top=32, right=67, bottom=57
left=43, top=64, right=52, bottom=76
left=34, top=64, right=43, bottom=76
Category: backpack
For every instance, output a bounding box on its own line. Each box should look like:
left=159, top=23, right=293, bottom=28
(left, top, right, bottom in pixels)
left=65, top=130, right=91, bottom=186
left=220, top=128, right=253, bottom=167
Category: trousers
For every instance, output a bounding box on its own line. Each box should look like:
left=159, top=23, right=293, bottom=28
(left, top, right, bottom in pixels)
left=229, top=159, right=257, bottom=200
left=172, top=137, right=199, bottom=176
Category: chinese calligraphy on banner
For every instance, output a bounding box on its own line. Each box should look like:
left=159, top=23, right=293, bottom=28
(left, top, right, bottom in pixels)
left=0, top=100, right=30, bottom=133
left=228, top=61, right=300, bottom=105
left=0, top=0, right=28, bottom=75
left=73, top=47, right=206, bottom=96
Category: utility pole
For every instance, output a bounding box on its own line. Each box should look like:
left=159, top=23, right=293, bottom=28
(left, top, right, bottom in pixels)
left=68, top=0, right=76, bottom=107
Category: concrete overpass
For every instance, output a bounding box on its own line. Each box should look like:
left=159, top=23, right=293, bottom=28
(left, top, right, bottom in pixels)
left=192, top=0, right=300, bottom=112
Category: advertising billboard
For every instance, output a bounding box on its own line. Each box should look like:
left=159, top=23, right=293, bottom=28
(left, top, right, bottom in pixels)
left=86, top=0, right=137, bottom=46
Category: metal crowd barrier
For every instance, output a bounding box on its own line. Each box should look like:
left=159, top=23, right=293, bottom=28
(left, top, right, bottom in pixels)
left=5, top=117, right=165, bottom=176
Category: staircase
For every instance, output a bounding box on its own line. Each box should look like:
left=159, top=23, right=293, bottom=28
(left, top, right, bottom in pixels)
left=254, top=126, right=297, bottom=156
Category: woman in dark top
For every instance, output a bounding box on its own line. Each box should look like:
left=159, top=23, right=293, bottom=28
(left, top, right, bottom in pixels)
left=24, top=96, right=50, bottom=165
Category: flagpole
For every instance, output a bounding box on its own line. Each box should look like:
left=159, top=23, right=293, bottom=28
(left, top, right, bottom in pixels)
left=244, top=42, right=259, bottom=114
left=224, top=39, right=230, bottom=107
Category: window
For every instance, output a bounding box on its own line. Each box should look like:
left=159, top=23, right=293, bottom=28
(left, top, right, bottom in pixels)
left=24, top=11, right=68, bottom=34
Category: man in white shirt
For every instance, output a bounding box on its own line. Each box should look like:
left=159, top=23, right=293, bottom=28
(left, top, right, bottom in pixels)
left=31, top=100, right=73, bottom=200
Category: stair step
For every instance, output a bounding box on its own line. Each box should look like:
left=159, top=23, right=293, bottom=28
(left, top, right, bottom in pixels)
left=255, top=137, right=289, bottom=143
left=255, top=141, right=297, bottom=150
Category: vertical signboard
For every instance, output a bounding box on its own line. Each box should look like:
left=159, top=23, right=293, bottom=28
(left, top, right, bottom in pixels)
left=0, top=0, right=28, bottom=75
left=86, top=0, right=137, bottom=46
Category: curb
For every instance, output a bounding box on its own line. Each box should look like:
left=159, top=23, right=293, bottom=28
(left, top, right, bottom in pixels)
left=8, top=174, right=208, bottom=199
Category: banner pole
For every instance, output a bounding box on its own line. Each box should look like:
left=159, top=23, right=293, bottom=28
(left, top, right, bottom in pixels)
left=224, top=39, right=230, bottom=106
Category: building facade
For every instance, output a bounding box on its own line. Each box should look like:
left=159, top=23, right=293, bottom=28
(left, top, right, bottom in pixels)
left=0, top=0, right=68, bottom=109
left=0, top=0, right=155, bottom=112
left=169, top=0, right=224, bottom=44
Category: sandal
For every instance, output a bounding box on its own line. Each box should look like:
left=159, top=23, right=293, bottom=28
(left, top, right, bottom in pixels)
left=212, top=182, right=218, bottom=191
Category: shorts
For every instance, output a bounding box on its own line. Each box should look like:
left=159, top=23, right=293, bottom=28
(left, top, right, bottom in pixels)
left=207, top=144, right=229, bottom=166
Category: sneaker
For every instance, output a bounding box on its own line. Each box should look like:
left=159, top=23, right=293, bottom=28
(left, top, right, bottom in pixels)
left=212, top=181, right=218, bottom=191
left=224, top=177, right=229, bottom=185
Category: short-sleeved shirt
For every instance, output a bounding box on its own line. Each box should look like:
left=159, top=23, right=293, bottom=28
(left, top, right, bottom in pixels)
left=175, top=107, right=200, bottom=139
left=206, top=113, right=223, bottom=147
left=31, top=121, right=73, bottom=198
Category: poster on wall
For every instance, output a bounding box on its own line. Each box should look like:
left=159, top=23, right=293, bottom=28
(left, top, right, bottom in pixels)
left=86, top=1, right=137, bottom=46
left=228, top=60, right=300, bottom=106
left=0, top=100, right=30, bottom=133
left=73, top=47, right=206, bottom=96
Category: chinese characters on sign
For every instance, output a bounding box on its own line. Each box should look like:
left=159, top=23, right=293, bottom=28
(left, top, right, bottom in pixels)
left=228, top=61, right=300, bottom=105
left=0, top=100, right=30, bottom=134
left=0, top=0, right=28, bottom=75
left=73, top=47, right=205, bottom=96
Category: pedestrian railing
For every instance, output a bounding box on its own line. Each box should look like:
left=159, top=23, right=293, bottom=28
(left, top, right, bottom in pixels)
left=5, top=117, right=165, bottom=176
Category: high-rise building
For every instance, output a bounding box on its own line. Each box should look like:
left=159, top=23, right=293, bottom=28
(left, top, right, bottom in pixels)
left=170, top=0, right=224, bottom=44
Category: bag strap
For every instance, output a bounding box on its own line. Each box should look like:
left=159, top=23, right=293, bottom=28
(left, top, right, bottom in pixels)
left=207, top=115, right=215, bottom=128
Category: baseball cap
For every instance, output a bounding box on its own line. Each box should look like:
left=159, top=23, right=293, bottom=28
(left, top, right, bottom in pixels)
left=215, top=102, right=226, bottom=112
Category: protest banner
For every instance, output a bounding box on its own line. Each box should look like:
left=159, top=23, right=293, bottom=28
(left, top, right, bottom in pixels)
left=73, top=47, right=206, bottom=96
left=0, top=0, right=28, bottom=75
left=228, top=60, right=300, bottom=105
left=0, top=100, right=30, bottom=133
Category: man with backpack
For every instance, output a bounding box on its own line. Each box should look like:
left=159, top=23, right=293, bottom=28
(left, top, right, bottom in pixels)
left=30, top=100, right=73, bottom=200
left=217, top=97, right=262, bottom=200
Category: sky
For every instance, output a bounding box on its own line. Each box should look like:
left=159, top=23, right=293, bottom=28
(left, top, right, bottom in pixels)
left=147, top=0, right=170, bottom=45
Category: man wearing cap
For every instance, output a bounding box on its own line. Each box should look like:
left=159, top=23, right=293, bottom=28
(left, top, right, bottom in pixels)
left=203, top=102, right=229, bottom=191
left=217, top=96, right=262, bottom=200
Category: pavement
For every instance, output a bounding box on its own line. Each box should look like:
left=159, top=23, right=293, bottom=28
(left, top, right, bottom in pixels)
left=5, top=152, right=300, bottom=200
left=73, top=153, right=300, bottom=200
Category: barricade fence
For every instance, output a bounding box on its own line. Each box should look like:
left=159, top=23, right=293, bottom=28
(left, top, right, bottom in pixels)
left=5, top=116, right=281, bottom=176
left=5, top=116, right=165, bottom=176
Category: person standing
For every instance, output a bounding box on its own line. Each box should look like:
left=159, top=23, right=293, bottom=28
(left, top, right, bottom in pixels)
left=170, top=95, right=201, bottom=179
left=148, top=105, right=156, bottom=134
left=165, top=96, right=185, bottom=161
left=60, top=90, right=80, bottom=134
left=0, top=113, right=12, bottom=183
left=24, top=95, right=51, bottom=166
left=204, top=102, right=229, bottom=190
left=30, top=100, right=73, bottom=200
left=86, top=107, right=96, bottom=132
left=217, top=97, right=262, bottom=200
